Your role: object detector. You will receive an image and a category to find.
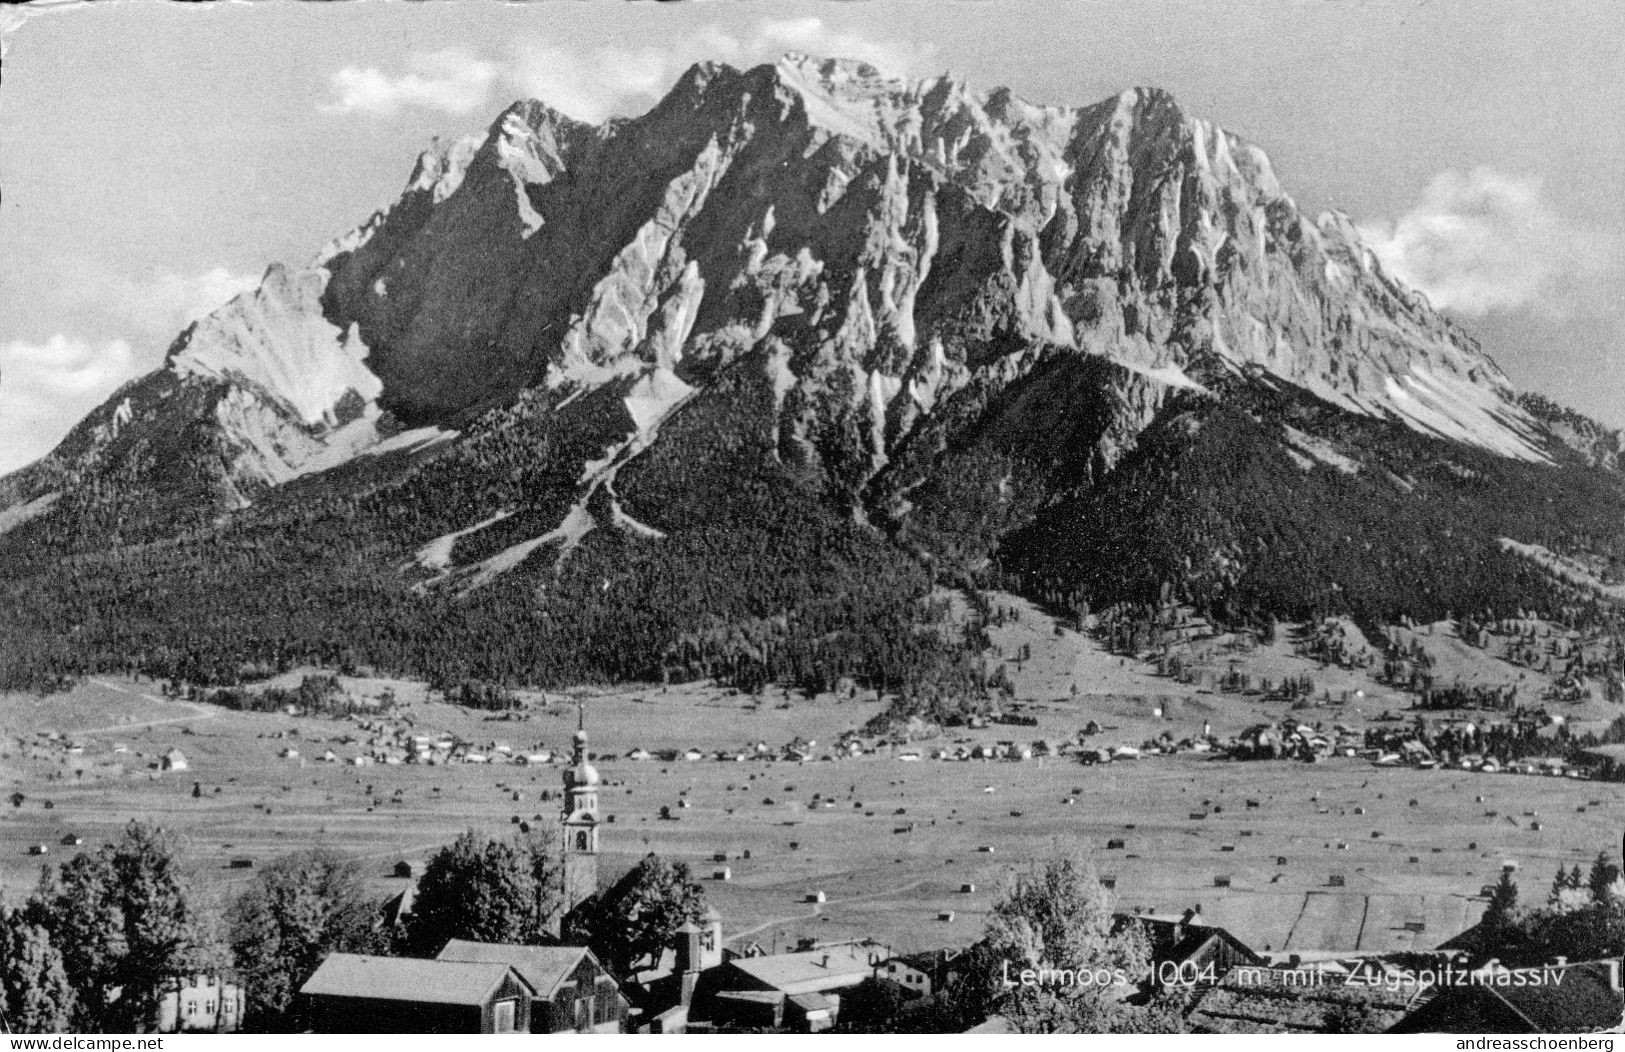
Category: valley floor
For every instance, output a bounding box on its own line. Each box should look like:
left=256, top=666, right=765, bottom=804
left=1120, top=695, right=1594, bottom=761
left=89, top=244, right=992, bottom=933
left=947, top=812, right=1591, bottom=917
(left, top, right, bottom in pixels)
left=4, top=596, right=1619, bottom=961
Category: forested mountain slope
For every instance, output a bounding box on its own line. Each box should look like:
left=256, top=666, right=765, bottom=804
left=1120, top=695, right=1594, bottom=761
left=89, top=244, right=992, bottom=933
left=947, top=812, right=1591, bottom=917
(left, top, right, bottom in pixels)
left=2, top=55, right=1620, bottom=699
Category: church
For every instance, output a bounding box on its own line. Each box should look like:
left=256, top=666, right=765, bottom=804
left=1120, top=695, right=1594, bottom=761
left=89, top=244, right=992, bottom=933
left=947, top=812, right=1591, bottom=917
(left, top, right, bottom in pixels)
left=558, top=713, right=602, bottom=924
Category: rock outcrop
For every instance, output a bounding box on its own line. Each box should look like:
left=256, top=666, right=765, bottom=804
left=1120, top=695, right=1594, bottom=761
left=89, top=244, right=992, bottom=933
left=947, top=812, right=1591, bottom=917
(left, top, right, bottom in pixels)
left=0, top=53, right=1557, bottom=537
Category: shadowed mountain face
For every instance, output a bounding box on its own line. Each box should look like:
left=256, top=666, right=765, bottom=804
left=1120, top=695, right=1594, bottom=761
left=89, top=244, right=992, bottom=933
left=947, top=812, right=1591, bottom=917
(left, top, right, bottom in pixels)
left=1, top=55, right=1621, bottom=695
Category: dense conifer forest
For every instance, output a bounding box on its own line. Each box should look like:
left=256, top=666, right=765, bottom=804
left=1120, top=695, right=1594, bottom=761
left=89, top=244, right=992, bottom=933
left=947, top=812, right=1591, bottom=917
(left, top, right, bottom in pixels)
left=4, top=351, right=1625, bottom=706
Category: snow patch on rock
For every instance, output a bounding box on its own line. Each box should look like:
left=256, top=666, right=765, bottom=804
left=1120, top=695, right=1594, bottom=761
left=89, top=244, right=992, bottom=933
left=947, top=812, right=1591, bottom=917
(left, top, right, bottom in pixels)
left=415, top=509, right=515, bottom=572
left=1376, top=368, right=1549, bottom=463
left=1282, top=425, right=1360, bottom=475
left=461, top=504, right=596, bottom=592
left=0, top=491, right=60, bottom=537
left=171, top=264, right=382, bottom=427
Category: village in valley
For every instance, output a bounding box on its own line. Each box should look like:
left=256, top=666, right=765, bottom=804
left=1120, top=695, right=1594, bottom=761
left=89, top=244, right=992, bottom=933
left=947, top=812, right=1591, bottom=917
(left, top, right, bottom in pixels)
left=4, top=591, right=1624, bottom=1034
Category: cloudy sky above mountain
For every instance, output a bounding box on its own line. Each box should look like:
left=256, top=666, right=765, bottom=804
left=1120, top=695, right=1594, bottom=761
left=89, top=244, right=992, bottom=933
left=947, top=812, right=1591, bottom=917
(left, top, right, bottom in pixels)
left=1, top=0, right=1621, bottom=474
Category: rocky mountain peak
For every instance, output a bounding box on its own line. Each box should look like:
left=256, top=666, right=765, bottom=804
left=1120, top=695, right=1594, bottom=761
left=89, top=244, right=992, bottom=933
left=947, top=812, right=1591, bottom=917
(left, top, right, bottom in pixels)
left=3, top=53, right=1561, bottom=530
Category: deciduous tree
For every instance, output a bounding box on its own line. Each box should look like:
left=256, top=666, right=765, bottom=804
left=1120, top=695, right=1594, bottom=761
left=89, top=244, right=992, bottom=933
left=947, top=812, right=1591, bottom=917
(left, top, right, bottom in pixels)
left=228, top=849, right=390, bottom=1029
left=566, top=853, right=705, bottom=978
left=404, top=831, right=559, bottom=955
left=976, top=853, right=1174, bottom=1034
left=24, top=822, right=204, bottom=1033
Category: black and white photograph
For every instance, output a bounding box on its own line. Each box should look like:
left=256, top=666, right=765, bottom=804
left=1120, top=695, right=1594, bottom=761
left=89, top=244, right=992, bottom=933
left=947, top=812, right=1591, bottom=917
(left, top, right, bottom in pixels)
left=1, top=0, right=1623, bottom=1039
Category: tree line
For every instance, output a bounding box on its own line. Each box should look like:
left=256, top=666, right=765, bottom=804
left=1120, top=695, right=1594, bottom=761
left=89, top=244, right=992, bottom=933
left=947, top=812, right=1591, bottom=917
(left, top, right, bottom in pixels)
left=0, top=822, right=707, bottom=1034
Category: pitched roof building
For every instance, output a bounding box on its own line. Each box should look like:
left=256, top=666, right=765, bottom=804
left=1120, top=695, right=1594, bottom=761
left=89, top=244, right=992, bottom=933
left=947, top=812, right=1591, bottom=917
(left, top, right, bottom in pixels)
left=873, top=949, right=964, bottom=998
left=704, top=941, right=893, bottom=1032
left=1115, top=909, right=1265, bottom=989
left=436, top=940, right=629, bottom=1033
left=299, top=954, right=535, bottom=1033
left=1389, top=959, right=1623, bottom=1034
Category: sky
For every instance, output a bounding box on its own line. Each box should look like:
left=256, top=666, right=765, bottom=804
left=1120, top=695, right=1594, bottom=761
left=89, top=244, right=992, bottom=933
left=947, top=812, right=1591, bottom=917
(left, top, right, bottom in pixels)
left=1, top=0, right=1622, bottom=474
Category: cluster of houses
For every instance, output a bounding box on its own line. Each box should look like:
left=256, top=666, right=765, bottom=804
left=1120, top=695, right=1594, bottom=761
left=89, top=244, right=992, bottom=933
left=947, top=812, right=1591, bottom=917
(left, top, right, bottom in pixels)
left=263, top=715, right=568, bottom=769
left=285, top=899, right=1625, bottom=1034
left=286, top=720, right=947, bottom=1034
left=294, top=921, right=957, bottom=1034
left=21, top=709, right=1616, bottom=1035
left=261, top=708, right=1600, bottom=781
left=1214, top=715, right=1598, bottom=780
left=1355, top=715, right=1592, bottom=779
left=281, top=718, right=1625, bottom=1035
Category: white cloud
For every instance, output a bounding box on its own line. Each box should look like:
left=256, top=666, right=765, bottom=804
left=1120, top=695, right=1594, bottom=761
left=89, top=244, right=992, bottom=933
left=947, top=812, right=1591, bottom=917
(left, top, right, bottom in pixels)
left=122, top=267, right=261, bottom=337
left=739, top=16, right=926, bottom=75
left=55, top=264, right=258, bottom=346
left=0, top=336, right=136, bottom=473
left=0, top=266, right=260, bottom=475
left=506, top=17, right=935, bottom=123
left=2, top=335, right=134, bottom=400
left=321, top=49, right=499, bottom=118
left=1360, top=167, right=1614, bottom=318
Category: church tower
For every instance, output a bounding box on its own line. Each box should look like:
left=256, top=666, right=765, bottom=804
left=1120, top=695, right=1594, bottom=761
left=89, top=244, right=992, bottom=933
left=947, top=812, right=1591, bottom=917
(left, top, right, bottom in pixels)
left=561, top=704, right=600, bottom=914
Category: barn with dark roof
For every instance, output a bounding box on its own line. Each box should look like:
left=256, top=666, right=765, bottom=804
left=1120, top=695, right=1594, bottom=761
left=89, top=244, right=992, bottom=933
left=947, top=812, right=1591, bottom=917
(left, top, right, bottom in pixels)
left=299, top=954, right=534, bottom=1033
left=1389, top=959, right=1623, bottom=1034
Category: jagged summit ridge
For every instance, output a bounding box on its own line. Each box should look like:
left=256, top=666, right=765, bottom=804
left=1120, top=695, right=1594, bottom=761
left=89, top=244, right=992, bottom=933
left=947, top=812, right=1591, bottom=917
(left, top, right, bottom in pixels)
left=312, top=54, right=1540, bottom=459
left=6, top=54, right=1625, bottom=702
left=3, top=53, right=1554, bottom=526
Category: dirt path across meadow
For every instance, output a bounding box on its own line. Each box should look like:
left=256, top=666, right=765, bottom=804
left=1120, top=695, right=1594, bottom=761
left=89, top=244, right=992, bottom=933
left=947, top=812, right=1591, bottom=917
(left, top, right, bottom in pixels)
left=78, top=678, right=217, bottom=734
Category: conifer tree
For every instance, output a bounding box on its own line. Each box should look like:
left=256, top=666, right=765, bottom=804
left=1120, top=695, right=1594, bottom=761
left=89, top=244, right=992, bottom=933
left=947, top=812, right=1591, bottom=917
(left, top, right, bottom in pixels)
left=1, top=901, right=75, bottom=1033
left=1484, top=870, right=1520, bottom=933
left=1587, top=852, right=1620, bottom=903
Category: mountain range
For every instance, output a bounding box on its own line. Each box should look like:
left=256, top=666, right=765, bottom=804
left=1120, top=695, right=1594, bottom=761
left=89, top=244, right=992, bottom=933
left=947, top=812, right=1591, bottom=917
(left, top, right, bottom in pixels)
left=3, top=54, right=1623, bottom=704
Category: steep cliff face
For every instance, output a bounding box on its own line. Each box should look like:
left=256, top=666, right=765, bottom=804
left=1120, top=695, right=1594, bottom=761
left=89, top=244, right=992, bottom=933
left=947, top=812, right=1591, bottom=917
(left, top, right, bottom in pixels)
left=309, top=55, right=1542, bottom=479
left=0, top=54, right=1567, bottom=564
left=3, top=55, right=1622, bottom=694
left=2, top=262, right=386, bottom=542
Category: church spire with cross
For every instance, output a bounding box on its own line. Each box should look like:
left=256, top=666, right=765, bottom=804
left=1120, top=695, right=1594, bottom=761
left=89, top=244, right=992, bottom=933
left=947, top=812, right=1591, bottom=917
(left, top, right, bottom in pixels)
left=561, top=701, right=600, bottom=914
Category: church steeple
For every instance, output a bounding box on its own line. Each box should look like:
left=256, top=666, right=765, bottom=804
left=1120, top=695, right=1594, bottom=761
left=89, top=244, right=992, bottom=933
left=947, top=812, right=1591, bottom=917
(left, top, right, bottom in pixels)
left=561, top=702, right=600, bottom=913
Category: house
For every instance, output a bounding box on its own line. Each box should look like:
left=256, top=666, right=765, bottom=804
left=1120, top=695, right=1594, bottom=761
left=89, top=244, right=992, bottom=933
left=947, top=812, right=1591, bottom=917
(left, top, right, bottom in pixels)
left=1389, top=959, right=1623, bottom=1033
left=706, top=941, right=892, bottom=1032
left=299, top=954, right=535, bottom=1033
left=157, top=973, right=245, bottom=1033
left=626, top=907, right=728, bottom=1033
left=1115, top=909, right=1264, bottom=989
left=162, top=749, right=189, bottom=771
left=874, top=950, right=963, bottom=997
left=435, top=940, right=628, bottom=1034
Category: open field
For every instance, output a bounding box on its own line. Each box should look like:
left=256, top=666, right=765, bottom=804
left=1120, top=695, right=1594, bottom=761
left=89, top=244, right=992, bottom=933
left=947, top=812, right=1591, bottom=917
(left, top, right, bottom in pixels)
left=5, top=657, right=1621, bottom=962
